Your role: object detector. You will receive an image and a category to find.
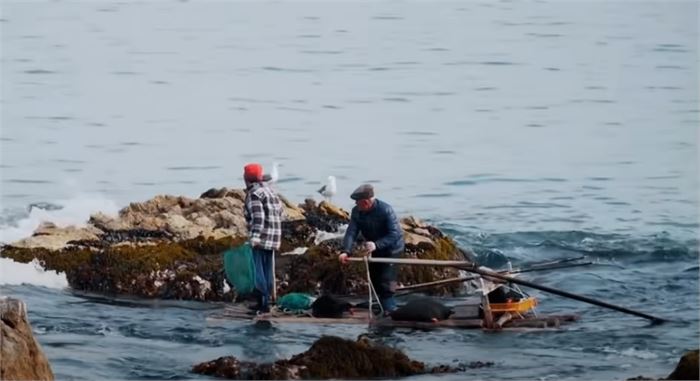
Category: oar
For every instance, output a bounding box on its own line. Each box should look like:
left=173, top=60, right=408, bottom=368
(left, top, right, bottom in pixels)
left=347, top=257, right=667, bottom=323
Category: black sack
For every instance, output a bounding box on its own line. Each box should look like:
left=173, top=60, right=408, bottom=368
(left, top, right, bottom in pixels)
left=311, top=295, right=353, bottom=318
left=390, top=298, right=454, bottom=322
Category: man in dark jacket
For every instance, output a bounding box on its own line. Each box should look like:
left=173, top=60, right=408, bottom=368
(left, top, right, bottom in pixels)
left=338, top=184, right=404, bottom=313
left=243, top=163, right=284, bottom=313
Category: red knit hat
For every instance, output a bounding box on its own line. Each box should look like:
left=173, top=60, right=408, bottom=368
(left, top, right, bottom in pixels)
left=243, top=163, right=263, bottom=182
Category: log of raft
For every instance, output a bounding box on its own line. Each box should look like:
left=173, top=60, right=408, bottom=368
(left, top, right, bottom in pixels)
left=206, top=302, right=579, bottom=330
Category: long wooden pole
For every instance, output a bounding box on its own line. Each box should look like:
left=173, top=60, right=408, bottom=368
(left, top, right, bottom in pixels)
left=271, top=252, right=277, bottom=302
left=347, top=257, right=472, bottom=266
left=347, top=257, right=667, bottom=323
left=396, top=275, right=479, bottom=293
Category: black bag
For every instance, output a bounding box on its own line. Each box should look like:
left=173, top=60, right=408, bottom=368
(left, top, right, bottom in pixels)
left=311, top=295, right=353, bottom=318
left=390, top=298, right=454, bottom=322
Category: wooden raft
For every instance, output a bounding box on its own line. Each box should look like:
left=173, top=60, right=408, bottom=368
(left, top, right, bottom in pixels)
left=206, top=301, right=578, bottom=330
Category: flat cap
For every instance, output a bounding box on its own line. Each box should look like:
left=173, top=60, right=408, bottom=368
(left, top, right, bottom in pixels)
left=350, top=184, right=374, bottom=200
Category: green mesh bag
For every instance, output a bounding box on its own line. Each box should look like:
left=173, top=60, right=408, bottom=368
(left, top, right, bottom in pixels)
left=277, top=293, right=315, bottom=313
left=223, top=243, right=256, bottom=295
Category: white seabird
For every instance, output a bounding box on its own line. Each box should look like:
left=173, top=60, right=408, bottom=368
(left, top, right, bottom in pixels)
left=317, top=175, right=337, bottom=202
left=262, top=162, right=280, bottom=183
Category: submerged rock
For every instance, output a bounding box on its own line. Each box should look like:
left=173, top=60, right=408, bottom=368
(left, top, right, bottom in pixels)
left=667, top=349, right=699, bottom=380
left=627, top=349, right=699, bottom=381
left=192, top=335, right=478, bottom=379
left=0, top=297, right=55, bottom=381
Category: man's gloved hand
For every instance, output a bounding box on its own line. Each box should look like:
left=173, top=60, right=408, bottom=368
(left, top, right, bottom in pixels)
left=338, top=253, right=350, bottom=265
left=364, top=241, right=376, bottom=253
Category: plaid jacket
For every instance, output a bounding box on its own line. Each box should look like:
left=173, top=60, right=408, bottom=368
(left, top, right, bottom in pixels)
left=244, top=182, right=284, bottom=251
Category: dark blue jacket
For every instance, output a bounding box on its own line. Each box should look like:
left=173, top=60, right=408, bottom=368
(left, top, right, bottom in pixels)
left=342, top=199, right=405, bottom=257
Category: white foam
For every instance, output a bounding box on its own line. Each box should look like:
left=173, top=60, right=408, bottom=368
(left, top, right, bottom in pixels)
left=0, top=194, right=119, bottom=244
left=313, top=225, right=347, bottom=245
left=619, top=348, right=659, bottom=360
left=0, top=257, right=68, bottom=289
left=281, top=247, right=308, bottom=256
left=601, top=346, right=659, bottom=360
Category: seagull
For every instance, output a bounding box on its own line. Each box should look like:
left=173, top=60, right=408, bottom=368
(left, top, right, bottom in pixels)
left=262, top=162, right=280, bottom=183
left=317, top=175, right=337, bottom=202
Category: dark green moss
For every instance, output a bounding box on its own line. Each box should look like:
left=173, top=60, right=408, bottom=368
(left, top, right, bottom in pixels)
left=0, top=245, right=93, bottom=274
left=281, top=242, right=366, bottom=295
left=280, top=236, right=463, bottom=297
left=1, top=237, right=244, bottom=301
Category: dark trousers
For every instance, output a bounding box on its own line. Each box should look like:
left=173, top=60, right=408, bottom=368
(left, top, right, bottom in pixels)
left=369, top=250, right=399, bottom=311
left=252, top=248, right=274, bottom=310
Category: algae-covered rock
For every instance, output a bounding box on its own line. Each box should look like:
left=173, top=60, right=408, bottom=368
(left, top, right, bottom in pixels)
left=280, top=239, right=366, bottom=295
left=192, top=335, right=470, bottom=379
left=287, top=335, right=425, bottom=379
left=2, top=236, right=244, bottom=301
left=2, top=188, right=469, bottom=301
left=279, top=223, right=466, bottom=296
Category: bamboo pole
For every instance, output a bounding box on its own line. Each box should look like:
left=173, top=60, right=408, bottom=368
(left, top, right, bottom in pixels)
left=271, top=252, right=277, bottom=302
left=396, top=275, right=479, bottom=292
left=347, top=256, right=667, bottom=323
left=347, top=257, right=473, bottom=267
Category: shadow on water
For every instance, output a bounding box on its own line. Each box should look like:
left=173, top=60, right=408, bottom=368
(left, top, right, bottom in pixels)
left=67, top=290, right=223, bottom=311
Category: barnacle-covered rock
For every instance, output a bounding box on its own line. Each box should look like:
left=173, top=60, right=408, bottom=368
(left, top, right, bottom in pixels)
left=1, top=189, right=469, bottom=301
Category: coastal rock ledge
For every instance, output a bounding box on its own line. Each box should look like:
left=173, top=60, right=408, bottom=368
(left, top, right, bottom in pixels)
left=0, top=297, right=54, bottom=381
left=0, top=189, right=468, bottom=301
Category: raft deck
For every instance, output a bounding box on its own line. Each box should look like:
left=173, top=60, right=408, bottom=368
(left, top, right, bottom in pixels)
left=207, top=298, right=578, bottom=330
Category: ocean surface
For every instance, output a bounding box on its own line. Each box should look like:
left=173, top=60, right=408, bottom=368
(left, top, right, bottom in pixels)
left=0, top=1, right=698, bottom=380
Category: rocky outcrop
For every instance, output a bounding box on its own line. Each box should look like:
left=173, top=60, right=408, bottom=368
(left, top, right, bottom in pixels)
left=90, top=191, right=250, bottom=241
left=667, top=349, right=699, bottom=380
left=11, top=222, right=103, bottom=251
left=1, top=189, right=469, bottom=301
left=192, top=335, right=490, bottom=379
left=0, top=297, right=54, bottom=381
left=1, top=236, right=244, bottom=301
left=9, top=188, right=307, bottom=250
left=627, top=349, right=699, bottom=381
